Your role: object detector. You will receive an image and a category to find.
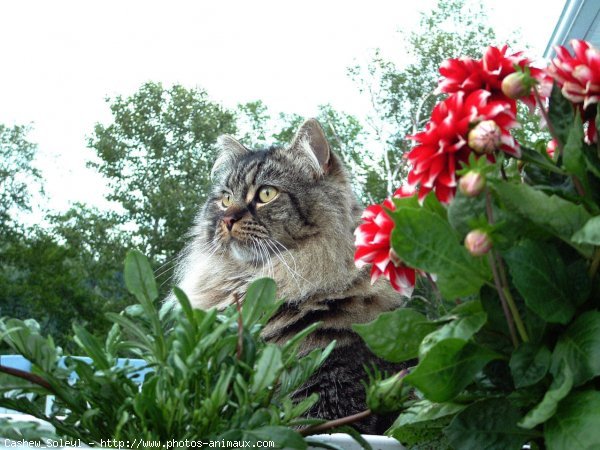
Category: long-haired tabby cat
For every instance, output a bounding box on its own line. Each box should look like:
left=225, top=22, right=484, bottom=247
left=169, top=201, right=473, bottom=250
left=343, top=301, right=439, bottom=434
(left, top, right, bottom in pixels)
left=172, top=119, right=410, bottom=434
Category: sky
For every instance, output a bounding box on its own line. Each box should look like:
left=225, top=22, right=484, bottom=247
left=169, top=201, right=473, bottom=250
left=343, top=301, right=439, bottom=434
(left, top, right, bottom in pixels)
left=0, top=0, right=566, bottom=215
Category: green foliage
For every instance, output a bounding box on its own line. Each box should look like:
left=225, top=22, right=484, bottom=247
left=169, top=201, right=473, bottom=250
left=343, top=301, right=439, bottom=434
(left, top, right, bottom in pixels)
left=390, top=207, right=491, bottom=298
left=353, top=309, right=437, bottom=362
left=544, top=390, right=600, bottom=450
left=0, top=251, right=335, bottom=449
left=550, top=311, right=600, bottom=387
left=362, top=75, right=600, bottom=449
left=0, top=124, right=42, bottom=230
left=509, top=343, right=551, bottom=389
left=389, top=401, right=465, bottom=448
left=444, top=399, right=535, bottom=450
left=404, top=339, right=499, bottom=403
left=503, top=241, right=577, bottom=324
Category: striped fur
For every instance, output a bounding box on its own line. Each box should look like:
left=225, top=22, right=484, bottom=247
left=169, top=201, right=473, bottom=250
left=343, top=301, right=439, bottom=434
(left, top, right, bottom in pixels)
left=171, top=119, right=410, bottom=433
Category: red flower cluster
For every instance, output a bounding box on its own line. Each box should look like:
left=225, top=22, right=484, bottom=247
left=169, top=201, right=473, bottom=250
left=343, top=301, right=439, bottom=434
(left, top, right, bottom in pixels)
left=407, top=89, right=518, bottom=203
left=548, top=39, right=600, bottom=143
left=437, top=45, right=550, bottom=111
left=405, top=44, right=548, bottom=203
left=354, top=186, right=417, bottom=295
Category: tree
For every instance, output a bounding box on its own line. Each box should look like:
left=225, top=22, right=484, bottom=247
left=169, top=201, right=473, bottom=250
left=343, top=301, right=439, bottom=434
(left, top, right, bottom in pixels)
left=348, top=0, right=497, bottom=199
left=88, top=82, right=238, bottom=263
left=0, top=124, right=42, bottom=232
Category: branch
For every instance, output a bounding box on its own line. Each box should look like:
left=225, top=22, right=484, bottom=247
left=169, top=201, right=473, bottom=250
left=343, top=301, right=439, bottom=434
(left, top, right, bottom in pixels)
left=299, top=409, right=372, bottom=436
left=0, top=364, right=56, bottom=394
left=234, top=293, right=243, bottom=360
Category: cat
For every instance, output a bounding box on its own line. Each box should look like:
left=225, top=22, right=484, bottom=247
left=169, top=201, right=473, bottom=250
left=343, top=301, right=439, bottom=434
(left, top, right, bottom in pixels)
left=171, top=119, right=411, bottom=434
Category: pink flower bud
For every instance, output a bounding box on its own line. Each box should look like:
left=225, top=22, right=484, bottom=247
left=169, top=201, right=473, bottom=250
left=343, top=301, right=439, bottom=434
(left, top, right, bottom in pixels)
left=546, top=139, right=557, bottom=159
left=501, top=72, right=533, bottom=99
left=468, top=120, right=502, bottom=154
left=464, top=230, right=492, bottom=256
left=458, top=171, right=486, bottom=197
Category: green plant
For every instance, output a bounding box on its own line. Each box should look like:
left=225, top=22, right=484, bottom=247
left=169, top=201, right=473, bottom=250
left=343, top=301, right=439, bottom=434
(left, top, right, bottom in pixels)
left=0, top=250, right=361, bottom=449
left=354, top=41, right=600, bottom=449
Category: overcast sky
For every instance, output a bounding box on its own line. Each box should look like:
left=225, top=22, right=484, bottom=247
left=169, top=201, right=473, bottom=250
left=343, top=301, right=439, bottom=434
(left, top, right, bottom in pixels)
left=0, top=0, right=566, bottom=214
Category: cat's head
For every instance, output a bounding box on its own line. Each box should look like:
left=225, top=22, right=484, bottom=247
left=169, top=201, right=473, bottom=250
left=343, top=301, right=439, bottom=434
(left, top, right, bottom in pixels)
left=199, top=119, right=359, bottom=265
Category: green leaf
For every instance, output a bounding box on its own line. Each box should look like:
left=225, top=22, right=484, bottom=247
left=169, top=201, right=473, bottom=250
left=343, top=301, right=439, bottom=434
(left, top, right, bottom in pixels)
left=251, top=344, right=283, bottom=393
left=250, top=427, right=307, bottom=450
left=392, top=400, right=466, bottom=428
left=124, top=250, right=158, bottom=303
left=544, top=390, right=600, bottom=450
left=242, top=278, right=278, bottom=327
left=419, top=303, right=487, bottom=358
left=422, top=191, right=448, bottom=220
left=509, top=343, right=551, bottom=389
left=353, top=308, right=437, bottom=362
left=582, top=142, right=600, bottom=177
left=504, top=240, right=575, bottom=324
left=519, top=364, right=573, bottom=429
left=572, top=215, right=600, bottom=245
left=492, top=181, right=592, bottom=255
left=405, top=339, right=500, bottom=402
left=445, top=398, right=535, bottom=450
left=390, top=207, right=490, bottom=299
left=72, top=325, right=111, bottom=370
left=447, top=190, right=487, bottom=238
left=551, top=311, right=600, bottom=386
left=562, top=113, right=589, bottom=195
left=548, top=82, right=574, bottom=147
left=519, top=146, right=565, bottom=175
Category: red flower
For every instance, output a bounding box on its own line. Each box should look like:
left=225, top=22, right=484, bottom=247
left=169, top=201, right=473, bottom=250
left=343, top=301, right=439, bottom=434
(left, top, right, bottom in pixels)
left=549, top=40, right=600, bottom=107
left=407, top=90, right=518, bottom=203
left=354, top=186, right=417, bottom=296
left=548, top=39, right=600, bottom=142
left=437, top=45, right=549, bottom=111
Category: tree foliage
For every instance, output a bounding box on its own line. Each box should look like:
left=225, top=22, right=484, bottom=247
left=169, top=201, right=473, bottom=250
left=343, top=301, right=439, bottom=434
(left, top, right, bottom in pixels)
left=88, top=82, right=238, bottom=263
left=0, top=124, right=41, bottom=232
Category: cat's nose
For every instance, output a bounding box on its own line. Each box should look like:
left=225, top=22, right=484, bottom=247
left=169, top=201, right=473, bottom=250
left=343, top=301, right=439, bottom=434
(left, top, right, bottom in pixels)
left=222, top=215, right=238, bottom=231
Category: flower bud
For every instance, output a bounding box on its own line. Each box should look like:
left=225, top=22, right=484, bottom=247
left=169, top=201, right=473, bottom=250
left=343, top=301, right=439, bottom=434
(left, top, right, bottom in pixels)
left=468, top=120, right=502, bottom=154
left=367, top=371, right=409, bottom=413
left=501, top=72, right=534, bottom=99
left=464, top=230, right=492, bottom=256
left=546, top=139, right=557, bottom=159
left=458, top=171, right=486, bottom=197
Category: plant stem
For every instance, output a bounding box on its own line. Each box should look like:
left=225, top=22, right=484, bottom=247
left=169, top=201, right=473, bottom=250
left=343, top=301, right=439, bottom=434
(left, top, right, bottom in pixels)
left=533, top=88, right=563, bottom=155
left=485, top=189, right=519, bottom=347
left=234, top=293, right=243, bottom=360
left=572, top=175, right=587, bottom=198
left=0, top=364, right=56, bottom=394
left=487, top=252, right=518, bottom=348
left=495, top=253, right=529, bottom=343
left=299, top=409, right=372, bottom=436
left=590, top=247, right=600, bottom=279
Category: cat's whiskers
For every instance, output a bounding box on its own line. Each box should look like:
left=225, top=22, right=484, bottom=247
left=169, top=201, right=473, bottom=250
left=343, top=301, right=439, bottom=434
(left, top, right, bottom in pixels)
left=257, top=239, right=274, bottom=280
left=265, top=237, right=315, bottom=289
left=250, top=237, right=262, bottom=275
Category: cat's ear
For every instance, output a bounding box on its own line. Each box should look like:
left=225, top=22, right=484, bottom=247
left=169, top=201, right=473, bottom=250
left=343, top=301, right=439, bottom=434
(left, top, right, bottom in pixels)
left=211, top=135, right=249, bottom=179
left=289, top=119, right=331, bottom=175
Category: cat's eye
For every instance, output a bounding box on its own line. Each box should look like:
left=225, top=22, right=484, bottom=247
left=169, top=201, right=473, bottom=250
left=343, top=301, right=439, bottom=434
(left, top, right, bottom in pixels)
left=221, top=192, right=233, bottom=207
left=257, top=186, right=278, bottom=203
